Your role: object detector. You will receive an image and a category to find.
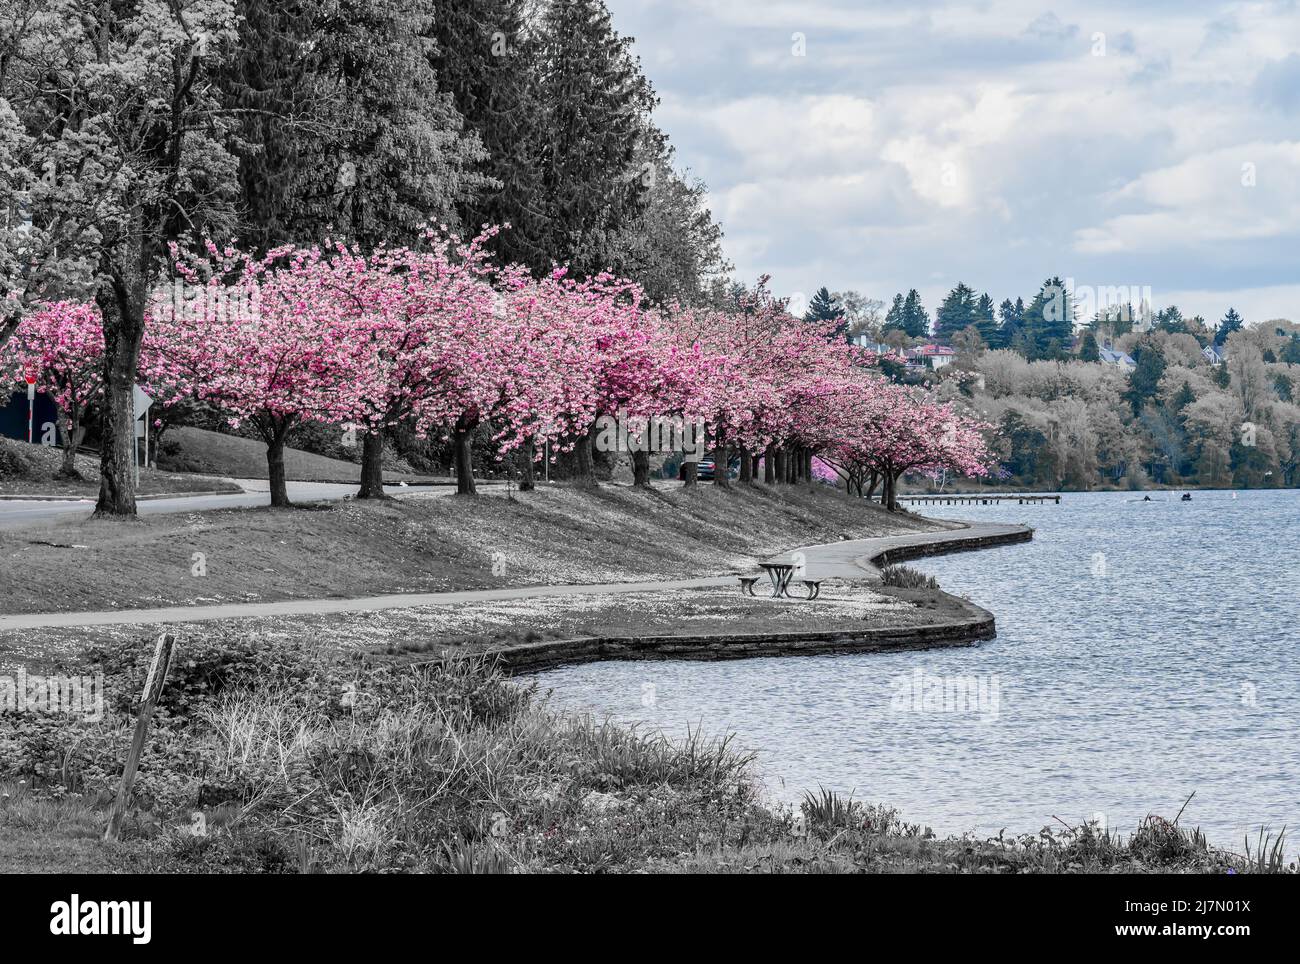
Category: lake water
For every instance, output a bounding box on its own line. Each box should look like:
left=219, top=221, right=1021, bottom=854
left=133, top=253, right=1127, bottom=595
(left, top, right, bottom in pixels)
left=528, top=489, right=1300, bottom=853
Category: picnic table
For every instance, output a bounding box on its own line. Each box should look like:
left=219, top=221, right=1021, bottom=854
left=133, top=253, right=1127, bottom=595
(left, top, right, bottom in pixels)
left=757, top=561, right=797, bottom=598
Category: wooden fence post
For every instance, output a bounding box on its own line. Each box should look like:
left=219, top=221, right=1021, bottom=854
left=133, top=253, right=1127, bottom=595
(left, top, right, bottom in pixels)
left=104, top=633, right=176, bottom=843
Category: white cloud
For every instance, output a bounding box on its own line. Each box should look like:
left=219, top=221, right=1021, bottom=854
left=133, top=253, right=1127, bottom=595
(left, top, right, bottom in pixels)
left=1076, top=142, right=1300, bottom=252
left=609, top=0, right=1300, bottom=317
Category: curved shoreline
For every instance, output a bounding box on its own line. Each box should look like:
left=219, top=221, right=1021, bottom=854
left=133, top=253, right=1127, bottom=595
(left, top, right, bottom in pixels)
left=482, top=521, right=1034, bottom=674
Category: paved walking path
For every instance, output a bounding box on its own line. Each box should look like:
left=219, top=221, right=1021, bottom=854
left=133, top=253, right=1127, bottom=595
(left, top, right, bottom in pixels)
left=0, top=479, right=430, bottom=530
left=768, top=521, right=1031, bottom=579
left=0, top=521, right=1031, bottom=631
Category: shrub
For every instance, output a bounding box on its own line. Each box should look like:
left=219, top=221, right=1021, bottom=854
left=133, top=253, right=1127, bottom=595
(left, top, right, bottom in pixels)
left=879, top=564, right=939, bottom=589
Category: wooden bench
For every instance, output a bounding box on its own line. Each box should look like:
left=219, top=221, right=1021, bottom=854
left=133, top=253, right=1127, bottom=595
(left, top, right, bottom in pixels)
left=738, top=575, right=761, bottom=596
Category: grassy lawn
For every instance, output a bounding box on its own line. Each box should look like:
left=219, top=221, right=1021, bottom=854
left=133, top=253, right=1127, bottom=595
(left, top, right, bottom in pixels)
left=0, top=782, right=110, bottom=873
left=1, top=652, right=1287, bottom=874
left=158, top=426, right=430, bottom=482
left=0, top=437, right=242, bottom=498
left=0, top=481, right=943, bottom=619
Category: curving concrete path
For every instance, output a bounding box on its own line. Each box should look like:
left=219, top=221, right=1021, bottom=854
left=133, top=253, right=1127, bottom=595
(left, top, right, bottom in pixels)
left=769, top=521, right=1033, bottom=580
left=0, top=521, right=1031, bottom=631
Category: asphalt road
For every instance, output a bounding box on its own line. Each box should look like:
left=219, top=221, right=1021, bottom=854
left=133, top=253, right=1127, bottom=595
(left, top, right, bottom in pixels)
left=0, top=479, right=436, bottom=531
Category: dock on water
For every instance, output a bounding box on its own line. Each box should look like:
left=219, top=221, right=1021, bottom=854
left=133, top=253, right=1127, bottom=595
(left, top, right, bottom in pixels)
left=893, top=494, right=1061, bottom=505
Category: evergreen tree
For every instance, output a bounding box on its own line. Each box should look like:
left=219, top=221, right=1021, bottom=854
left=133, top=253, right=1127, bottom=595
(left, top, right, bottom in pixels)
left=1125, top=342, right=1166, bottom=415
left=1283, top=334, right=1300, bottom=366
left=1155, top=305, right=1186, bottom=334
left=900, top=288, right=930, bottom=338
left=882, top=293, right=906, bottom=335
left=974, top=292, right=999, bottom=344
left=1021, top=277, right=1074, bottom=360
left=998, top=297, right=1024, bottom=349
left=804, top=286, right=848, bottom=339
left=221, top=0, right=490, bottom=251
left=1079, top=330, right=1101, bottom=362
left=604, top=140, right=730, bottom=305
left=934, top=282, right=976, bottom=342
left=430, top=0, right=548, bottom=269
left=532, top=0, right=657, bottom=277
left=805, top=286, right=841, bottom=321
left=1215, top=307, right=1244, bottom=346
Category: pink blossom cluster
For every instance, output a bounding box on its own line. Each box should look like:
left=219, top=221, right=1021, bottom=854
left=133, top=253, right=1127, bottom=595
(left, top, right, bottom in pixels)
left=5, top=231, right=994, bottom=498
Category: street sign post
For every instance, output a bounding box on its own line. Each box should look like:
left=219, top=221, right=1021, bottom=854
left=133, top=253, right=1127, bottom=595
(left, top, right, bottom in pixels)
left=23, top=370, right=36, bottom=443
left=132, top=384, right=153, bottom=488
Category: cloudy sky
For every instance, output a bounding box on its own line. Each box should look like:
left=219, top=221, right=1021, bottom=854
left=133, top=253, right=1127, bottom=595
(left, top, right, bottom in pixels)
left=606, top=0, right=1300, bottom=325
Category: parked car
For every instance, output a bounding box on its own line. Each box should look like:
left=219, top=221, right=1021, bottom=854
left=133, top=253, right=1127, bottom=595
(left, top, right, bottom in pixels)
left=676, top=457, right=739, bottom=481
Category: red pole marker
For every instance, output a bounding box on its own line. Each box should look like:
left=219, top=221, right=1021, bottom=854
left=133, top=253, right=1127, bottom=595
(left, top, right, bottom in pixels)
left=24, top=370, right=37, bottom=443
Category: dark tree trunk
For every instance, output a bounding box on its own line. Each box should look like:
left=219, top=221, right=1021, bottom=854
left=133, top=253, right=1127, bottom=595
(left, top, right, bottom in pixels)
left=632, top=449, right=651, bottom=488
left=519, top=439, right=536, bottom=492
left=575, top=421, right=597, bottom=483
left=883, top=470, right=900, bottom=511
left=357, top=430, right=388, bottom=499
left=804, top=449, right=814, bottom=484
left=773, top=446, right=785, bottom=484
left=738, top=446, right=753, bottom=484
left=682, top=459, right=698, bottom=487
left=712, top=444, right=730, bottom=487
left=454, top=428, right=476, bottom=496
left=865, top=470, right=881, bottom=502
left=764, top=444, right=776, bottom=484
left=58, top=415, right=86, bottom=479
left=267, top=433, right=290, bottom=508
left=93, top=276, right=147, bottom=518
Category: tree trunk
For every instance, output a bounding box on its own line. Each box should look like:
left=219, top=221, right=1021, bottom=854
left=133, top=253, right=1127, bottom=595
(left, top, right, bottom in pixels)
left=804, top=449, right=814, bottom=484
left=865, top=470, right=880, bottom=501
left=357, top=430, right=387, bottom=499
left=519, top=439, right=536, bottom=492
left=682, top=459, right=698, bottom=487
left=93, top=279, right=146, bottom=517
left=267, top=432, right=291, bottom=508
left=454, top=428, right=476, bottom=496
left=883, top=470, right=900, bottom=511
left=58, top=416, right=86, bottom=479
left=712, top=444, right=730, bottom=487
left=574, top=421, right=597, bottom=484
left=632, top=449, right=651, bottom=488
left=738, top=446, right=753, bottom=484
left=764, top=444, right=776, bottom=484
left=773, top=446, right=785, bottom=484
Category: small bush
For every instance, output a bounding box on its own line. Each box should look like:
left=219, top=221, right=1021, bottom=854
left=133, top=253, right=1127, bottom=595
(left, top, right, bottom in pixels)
left=879, top=564, right=939, bottom=589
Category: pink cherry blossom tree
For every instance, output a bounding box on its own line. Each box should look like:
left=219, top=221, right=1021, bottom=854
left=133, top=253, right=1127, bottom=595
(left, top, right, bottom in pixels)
left=144, top=243, right=378, bottom=507
left=6, top=301, right=104, bottom=477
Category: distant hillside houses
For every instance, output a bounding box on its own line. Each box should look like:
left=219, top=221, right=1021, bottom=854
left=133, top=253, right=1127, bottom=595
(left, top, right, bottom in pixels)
left=1097, top=345, right=1137, bottom=372
left=852, top=337, right=956, bottom=370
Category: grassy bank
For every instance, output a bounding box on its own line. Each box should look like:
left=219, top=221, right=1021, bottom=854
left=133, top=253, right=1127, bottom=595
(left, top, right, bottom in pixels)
left=1, top=644, right=1290, bottom=874
left=156, top=426, right=426, bottom=483
left=0, top=437, right=242, bottom=498
left=0, top=482, right=943, bottom=617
